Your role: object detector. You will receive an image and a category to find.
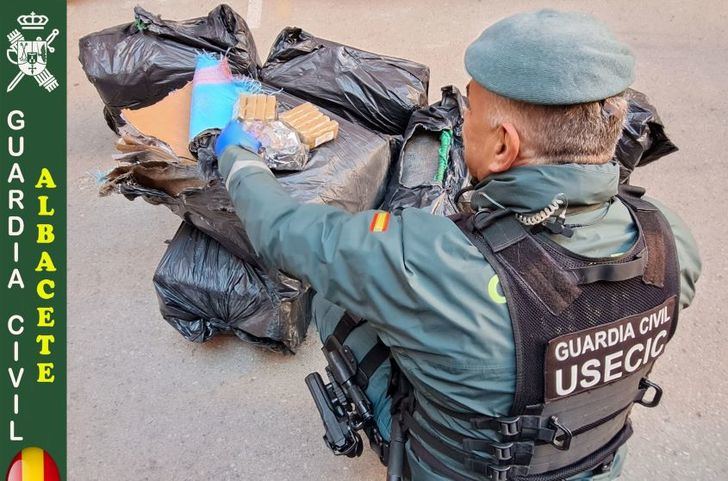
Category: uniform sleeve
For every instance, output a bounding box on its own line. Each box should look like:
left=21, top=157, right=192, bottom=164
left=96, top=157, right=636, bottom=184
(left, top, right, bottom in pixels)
left=645, top=196, right=702, bottom=310
left=222, top=147, right=432, bottom=328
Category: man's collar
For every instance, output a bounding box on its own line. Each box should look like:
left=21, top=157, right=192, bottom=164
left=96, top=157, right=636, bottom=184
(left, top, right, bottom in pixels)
left=470, top=161, right=620, bottom=213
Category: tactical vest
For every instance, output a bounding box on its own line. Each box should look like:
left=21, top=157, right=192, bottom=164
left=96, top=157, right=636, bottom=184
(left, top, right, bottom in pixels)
left=400, top=185, right=681, bottom=481
left=316, top=186, right=680, bottom=481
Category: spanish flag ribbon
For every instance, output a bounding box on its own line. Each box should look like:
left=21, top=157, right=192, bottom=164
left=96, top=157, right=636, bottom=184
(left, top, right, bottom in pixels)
left=369, top=211, right=390, bottom=233
left=5, top=447, right=60, bottom=481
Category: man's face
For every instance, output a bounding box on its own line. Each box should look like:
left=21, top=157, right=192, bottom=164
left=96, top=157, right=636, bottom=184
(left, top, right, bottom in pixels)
left=462, top=80, right=504, bottom=181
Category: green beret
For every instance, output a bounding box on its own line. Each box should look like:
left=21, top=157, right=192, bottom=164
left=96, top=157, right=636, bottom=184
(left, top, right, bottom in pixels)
left=464, top=9, right=635, bottom=105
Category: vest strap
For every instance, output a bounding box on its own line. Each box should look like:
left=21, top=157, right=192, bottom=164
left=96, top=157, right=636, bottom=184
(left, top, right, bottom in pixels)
left=330, top=312, right=389, bottom=390
left=406, top=410, right=535, bottom=465
left=478, top=214, right=528, bottom=253
left=409, top=434, right=530, bottom=481
left=332, top=312, right=365, bottom=342
left=617, top=186, right=669, bottom=287
left=356, top=340, right=389, bottom=388
left=409, top=423, right=632, bottom=481
left=568, top=252, right=646, bottom=284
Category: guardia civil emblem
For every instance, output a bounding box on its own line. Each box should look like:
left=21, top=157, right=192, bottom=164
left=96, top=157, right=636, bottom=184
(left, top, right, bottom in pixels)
left=6, top=12, right=59, bottom=93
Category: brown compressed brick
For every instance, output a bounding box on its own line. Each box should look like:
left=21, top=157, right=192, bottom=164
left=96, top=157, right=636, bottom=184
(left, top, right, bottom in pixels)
left=296, top=113, right=328, bottom=131
left=236, top=94, right=277, bottom=121
left=265, top=95, right=277, bottom=120
left=301, top=119, right=339, bottom=148
left=280, top=103, right=317, bottom=123
left=280, top=102, right=339, bottom=149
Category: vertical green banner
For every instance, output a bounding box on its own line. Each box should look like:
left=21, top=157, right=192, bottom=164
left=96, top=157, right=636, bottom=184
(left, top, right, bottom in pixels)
left=1, top=1, right=66, bottom=479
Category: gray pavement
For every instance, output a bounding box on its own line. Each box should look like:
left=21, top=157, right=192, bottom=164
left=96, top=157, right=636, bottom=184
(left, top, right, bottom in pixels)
left=67, top=1, right=728, bottom=480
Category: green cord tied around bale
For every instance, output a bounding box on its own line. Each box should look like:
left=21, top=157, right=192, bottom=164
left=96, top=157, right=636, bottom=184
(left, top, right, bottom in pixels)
left=435, top=129, right=453, bottom=183
left=133, top=18, right=148, bottom=32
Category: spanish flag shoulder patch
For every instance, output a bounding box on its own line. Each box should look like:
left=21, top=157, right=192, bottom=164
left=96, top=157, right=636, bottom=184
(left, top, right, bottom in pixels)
left=6, top=447, right=60, bottom=481
left=369, top=211, right=391, bottom=233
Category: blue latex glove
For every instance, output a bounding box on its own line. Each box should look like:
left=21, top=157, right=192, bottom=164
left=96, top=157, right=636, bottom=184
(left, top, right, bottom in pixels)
left=215, top=120, right=268, bottom=186
left=215, top=119, right=263, bottom=160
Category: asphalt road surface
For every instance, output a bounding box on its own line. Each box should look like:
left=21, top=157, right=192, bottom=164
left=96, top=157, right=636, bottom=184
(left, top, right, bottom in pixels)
left=67, top=1, right=728, bottom=480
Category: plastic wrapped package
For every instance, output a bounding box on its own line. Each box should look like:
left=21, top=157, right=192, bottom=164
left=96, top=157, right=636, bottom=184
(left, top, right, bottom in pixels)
left=78, top=4, right=260, bottom=129
left=243, top=120, right=310, bottom=171
left=260, top=27, right=429, bottom=135
left=111, top=54, right=264, bottom=161
left=101, top=87, right=392, bottom=263
left=106, top=87, right=391, bottom=350
left=615, top=89, right=679, bottom=183
left=154, top=222, right=312, bottom=353
left=382, top=86, right=470, bottom=216
left=244, top=87, right=391, bottom=207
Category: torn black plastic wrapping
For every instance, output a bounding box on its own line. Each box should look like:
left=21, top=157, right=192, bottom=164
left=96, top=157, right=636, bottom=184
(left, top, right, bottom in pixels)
left=105, top=87, right=392, bottom=287
left=78, top=4, right=260, bottom=119
left=154, top=222, right=312, bottom=353
left=102, top=81, right=391, bottom=352
left=193, top=86, right=394, bottom=219
left=381, top=86, right=470, bottom=216
left=614, top=89, right=679, bottom=183
left=111, top=170, right=260, bottom=266
left=260, top=27, right=430, bottom=135
left=84, top=4, right=679, bottom=357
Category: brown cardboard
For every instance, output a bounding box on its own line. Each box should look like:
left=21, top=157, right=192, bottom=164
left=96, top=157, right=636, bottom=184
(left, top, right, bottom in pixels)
left=121, top=82, right=193, bottom=159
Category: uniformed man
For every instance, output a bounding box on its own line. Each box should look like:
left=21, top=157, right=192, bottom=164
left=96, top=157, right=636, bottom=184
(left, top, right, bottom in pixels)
left=214, top=9, right=701, bottom=481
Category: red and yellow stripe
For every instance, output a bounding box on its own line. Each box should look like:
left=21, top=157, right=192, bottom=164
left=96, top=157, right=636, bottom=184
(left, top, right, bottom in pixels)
left=369, top=211, right=390, bottom=233
left=5, top=447, right=60, bottom=481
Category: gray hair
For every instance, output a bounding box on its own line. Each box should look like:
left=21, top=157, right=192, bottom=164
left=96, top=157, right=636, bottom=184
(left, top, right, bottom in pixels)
left=488, top=93, right=629, bottom=165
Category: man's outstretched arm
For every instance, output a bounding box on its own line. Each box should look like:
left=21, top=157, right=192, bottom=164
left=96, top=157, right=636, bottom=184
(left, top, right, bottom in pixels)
left=221, top=145, right=432, bottom=328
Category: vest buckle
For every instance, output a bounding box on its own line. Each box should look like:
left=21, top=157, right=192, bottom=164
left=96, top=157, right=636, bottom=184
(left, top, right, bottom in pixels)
left=492, top=442, right=515, bottom=462
left=548, top=416, right=573, bottom=451
left=497, top=417, right=522, bottom=437
left=637, top=378, right=663, bottom=408
left=487, top=464, right=511, bottom=481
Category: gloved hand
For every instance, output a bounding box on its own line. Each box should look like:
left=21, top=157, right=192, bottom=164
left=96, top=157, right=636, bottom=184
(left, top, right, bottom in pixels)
left=215, top=119, right=264, bottom=181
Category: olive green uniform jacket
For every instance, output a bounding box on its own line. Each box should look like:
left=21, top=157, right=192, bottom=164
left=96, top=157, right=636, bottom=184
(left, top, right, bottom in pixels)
left=222, top=147, right=701, bottom=480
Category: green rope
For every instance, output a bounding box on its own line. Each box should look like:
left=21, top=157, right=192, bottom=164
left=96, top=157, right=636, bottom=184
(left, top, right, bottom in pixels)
left=435, top=129, right=452, bottom=183
left=133, top=18, right=148, bottom=32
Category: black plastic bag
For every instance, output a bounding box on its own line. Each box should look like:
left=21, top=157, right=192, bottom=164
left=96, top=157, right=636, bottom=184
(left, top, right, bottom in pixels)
left=101, top=85, right=393, bottom=340
left=382, top=86, right=470, bottom=215
left=615, top=89, right=678, bottom=183
left=260, top=27, right=429, bottom=135
left=381, top=86, right=677, bottom=212
left=103, top=87, right=392, bottom=265
left=79, top=4, right=259, bottom=113
left=101, top=160, right=261, bottom=266
left=154, top=222, right=312, bottom=353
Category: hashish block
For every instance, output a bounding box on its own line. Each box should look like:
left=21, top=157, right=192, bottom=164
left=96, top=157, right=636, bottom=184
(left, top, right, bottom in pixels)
left=280, top=102, right=339, bottom=149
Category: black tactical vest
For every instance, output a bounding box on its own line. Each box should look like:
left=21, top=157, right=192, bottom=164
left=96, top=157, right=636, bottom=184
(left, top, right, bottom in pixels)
left=402, top=186, right=681, bottom=481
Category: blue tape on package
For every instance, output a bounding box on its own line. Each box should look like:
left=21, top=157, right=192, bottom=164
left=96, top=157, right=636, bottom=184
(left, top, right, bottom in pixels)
left=189, top=54, right=261, bottom=140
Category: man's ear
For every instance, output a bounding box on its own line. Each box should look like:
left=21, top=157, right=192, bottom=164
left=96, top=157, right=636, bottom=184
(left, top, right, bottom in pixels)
left=489, top=122, right=521, bottom=173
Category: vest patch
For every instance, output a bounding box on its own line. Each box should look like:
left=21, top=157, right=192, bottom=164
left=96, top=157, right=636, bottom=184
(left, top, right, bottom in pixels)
left=544, top=296, right=677, bottom=401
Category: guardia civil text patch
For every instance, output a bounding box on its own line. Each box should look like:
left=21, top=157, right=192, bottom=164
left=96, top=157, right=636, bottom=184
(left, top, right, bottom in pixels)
left=544, top=296, right=677, bottom=401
